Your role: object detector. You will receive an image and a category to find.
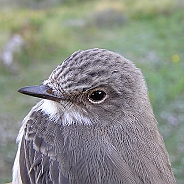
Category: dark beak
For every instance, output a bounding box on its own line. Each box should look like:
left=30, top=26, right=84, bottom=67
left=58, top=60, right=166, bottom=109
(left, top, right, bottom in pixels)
left=18, top=85, right=61, bottom=102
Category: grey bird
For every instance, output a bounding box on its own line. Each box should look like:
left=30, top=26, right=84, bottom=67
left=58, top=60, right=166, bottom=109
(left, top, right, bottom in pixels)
left=12, top=48, right=176, bottom=184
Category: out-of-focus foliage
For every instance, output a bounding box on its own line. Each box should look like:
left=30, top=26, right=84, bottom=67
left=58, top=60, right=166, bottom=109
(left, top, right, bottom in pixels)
left=0, top=0, right=184, bottom=183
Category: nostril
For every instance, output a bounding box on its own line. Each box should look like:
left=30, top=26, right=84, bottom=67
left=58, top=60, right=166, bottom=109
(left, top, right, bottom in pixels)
left=46, top=88, right=53, bottom=94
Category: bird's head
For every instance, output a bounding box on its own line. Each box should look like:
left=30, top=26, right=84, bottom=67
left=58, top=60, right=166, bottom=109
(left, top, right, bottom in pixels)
left=18, top=48, right=152, bottom=127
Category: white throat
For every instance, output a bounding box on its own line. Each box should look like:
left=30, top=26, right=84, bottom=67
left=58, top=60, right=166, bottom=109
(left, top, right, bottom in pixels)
left=39, top=99, right=92, bottom=126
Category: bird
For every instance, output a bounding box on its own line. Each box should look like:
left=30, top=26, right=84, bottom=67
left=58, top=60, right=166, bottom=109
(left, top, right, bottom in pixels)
left=12, top=48, right=176, bottom=184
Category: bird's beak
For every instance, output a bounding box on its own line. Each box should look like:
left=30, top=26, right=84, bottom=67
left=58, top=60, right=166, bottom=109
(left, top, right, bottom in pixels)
left=18, top=85, right=61, bottom=102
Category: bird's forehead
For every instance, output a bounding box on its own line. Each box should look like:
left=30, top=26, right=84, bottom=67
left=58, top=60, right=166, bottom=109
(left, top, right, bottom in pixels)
left=46, top=48, right=132, bottom=91
left=51, top=49, right=120, bottom=78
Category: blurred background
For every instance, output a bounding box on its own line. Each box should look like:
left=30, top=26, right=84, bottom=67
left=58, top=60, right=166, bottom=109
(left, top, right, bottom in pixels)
left=0, top=0, right=184, bottom=183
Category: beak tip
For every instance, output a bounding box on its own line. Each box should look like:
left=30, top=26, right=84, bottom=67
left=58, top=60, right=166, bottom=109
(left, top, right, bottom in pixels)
left=18, top=86, right=34, bottom=96
left=18, top=87, right=24, bottom=93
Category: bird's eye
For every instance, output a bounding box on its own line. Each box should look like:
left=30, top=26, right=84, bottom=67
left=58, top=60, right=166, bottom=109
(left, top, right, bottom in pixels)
left=88, top=90, right=106, bottom=103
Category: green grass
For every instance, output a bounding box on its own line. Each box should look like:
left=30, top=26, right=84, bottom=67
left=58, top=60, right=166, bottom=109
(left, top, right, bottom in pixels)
left=0, top=0, right=184, bottom=183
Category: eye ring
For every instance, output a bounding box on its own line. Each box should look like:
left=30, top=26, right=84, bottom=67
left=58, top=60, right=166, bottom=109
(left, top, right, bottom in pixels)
left=88, top=89, right=107, bottom=104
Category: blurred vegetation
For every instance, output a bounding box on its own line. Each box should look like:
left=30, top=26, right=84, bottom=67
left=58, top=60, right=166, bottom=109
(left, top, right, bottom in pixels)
left=0, top=0, right=184, bottom=183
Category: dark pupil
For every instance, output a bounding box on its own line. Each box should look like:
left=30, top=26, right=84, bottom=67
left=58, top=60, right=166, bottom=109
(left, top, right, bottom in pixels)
left=90, top=90, right=106, bottom=101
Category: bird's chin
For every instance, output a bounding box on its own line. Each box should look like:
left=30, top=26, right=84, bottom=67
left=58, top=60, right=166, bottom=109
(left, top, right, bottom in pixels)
left=37, top=99, right=63, bottom=120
